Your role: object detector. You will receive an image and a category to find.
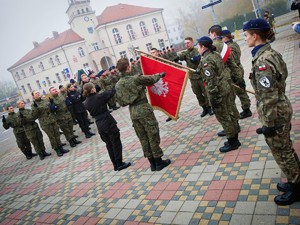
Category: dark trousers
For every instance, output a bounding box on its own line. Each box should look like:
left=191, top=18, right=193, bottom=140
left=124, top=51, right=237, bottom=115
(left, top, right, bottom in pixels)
left=75, top=112, right=89, bottom=133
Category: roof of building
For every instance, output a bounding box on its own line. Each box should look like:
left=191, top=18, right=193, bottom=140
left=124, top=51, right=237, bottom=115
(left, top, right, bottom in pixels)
left=97, top=3, right=162, bottom=25
left=8, top=29, right=84, bottom=70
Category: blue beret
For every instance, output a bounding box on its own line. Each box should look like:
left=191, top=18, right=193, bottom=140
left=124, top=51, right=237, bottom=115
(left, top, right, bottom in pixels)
left=221, top=29, right=231, bottom=36
left=129, top=58, right=134, bottom=62
left=208, top=24, right=222, bottom=34
left=69, top=79, right=76, bottom=84
left=97, top=70, right=105, bottom=77
left=243, top=18, right=270, bottom=31
left=197, top=36, right=213, bottom=46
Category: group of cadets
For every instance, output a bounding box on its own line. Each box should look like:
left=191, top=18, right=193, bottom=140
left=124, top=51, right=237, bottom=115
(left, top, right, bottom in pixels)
left=2, top=17, right=300, bottom=205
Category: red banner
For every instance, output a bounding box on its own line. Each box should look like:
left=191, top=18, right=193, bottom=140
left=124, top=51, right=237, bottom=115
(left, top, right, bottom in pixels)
left=140, top=55, right=188, bottom=121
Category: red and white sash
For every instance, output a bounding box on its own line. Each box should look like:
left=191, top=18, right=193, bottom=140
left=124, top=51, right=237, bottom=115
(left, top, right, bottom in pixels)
left=220, top=43, right=231, bottom=63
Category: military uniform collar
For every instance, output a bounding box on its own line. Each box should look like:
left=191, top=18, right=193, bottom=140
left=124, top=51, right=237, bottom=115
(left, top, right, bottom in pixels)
left=252, top=43, right=271, bottom=61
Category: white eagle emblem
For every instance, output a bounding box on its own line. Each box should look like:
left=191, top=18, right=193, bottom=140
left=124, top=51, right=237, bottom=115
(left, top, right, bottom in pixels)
left=150, top=78, right=169, bottom=97
left=259, top=76, right=271, bottom=88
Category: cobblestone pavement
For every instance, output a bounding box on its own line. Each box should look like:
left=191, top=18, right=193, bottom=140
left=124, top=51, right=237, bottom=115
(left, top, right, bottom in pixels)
left=0, top=13, right=300, bottom=225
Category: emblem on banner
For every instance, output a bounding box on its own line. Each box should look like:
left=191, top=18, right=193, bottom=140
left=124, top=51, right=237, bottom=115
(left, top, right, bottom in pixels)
left=150, top=79, right=169, bottom=97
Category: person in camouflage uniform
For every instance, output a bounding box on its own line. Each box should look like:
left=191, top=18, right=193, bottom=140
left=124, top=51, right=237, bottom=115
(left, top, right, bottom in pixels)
left=49, top=87, right=81, bottom=148
left=176, top=37, right=213, bottom=117
left=221, top=29, right=252, bottom=119
left=31, top=90, right=69, bottom=157
left=16, top=100, right=51, bottom=160
left=196, top=36, right=241, bottom=153
left=59, top=85, right=77, bottom=125
left=244, top=18, right=300, bottom=205
left=87, top=70, right=102, bottom=93
left=115, top=58, right=171, bottom=171
left=2, top=105, right=37, bottom=159
left=209, top=25, right=243, bottom=137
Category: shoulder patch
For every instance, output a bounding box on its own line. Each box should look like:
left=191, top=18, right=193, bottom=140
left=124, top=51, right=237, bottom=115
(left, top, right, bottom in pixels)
left=204, top=70, right=211, bottom=77
left=259, top=76, right=271, bottom=88
left=203, top=63, right=208, bottom=68
left=258, top=65, right=267, bottom=71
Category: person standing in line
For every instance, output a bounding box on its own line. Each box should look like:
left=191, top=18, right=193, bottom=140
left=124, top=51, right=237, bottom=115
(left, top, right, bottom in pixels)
left=115, top=58, right=171, bottom=171
left=16, top=100, right=51, bottom=160
left=221, top=29, right=252, bottom=119
left=2, top=105, right=37, bottom=159
left=243, top=18, right=300, bottom=205
left=83, top=83, right=131, bottom=171
left=175, top=37, right=213, bottom=117
left=49, top=87, right=81, bottom=148
left=31, top=90, right=69, bottom=157
left=196, top=36, right=241, bottom=152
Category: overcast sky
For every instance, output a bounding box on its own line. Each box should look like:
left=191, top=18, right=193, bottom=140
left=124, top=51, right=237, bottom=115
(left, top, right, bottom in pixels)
left=0, top=0, right=198, bottom=83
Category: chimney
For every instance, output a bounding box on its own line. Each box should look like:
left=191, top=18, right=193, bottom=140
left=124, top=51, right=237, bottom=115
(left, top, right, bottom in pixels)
left=52, top=31, right=59, bottom=38
left=33, top=41, right=39, bottom=48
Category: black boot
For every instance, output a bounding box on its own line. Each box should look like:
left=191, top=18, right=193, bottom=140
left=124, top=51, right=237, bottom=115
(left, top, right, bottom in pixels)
left=239, top=108, right=252, bottom=119
left=207, top=106, right=214, bottom=116
left=73, top=138, right=81, bottom=144
left=154, top=157, right=171, bottom=171
left=30, top=153, right=38, bottom=157
left=85, top=132, right=92, bottom=138
left=224, top=134, right=241, bottom=147
left=42, top=151, right=51, bottom=157
left=59, top=146, right=70, bottom=154
left=54, top=148, right=63, bottom=157
left=39, top=154, right=45, bottom=160
left=277, top=182, right=291, bottom=192
left=88, top=131, right=96, bottom=136
left=166, top=117, right=172, bottom=122
left=274, top=183, right=300, bottom=205
left=116, top=162, right=131, bottom=171
left=200, top=106, right=209, bottom=117
left=26, top=155, right=33, bottom=160
left=217, top=130, right=226, bottom=137
left=148, top=157, right=156, bottom=171
left=69, top=139, right=76, bottom=148
left=219, top=137, right=240, bottom=153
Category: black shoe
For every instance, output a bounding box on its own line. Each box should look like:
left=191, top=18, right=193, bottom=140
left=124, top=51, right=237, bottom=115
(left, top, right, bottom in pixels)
left=88, top=131, right=96, bottom=136
left=166, top=117, right=172, bottom=122
left=219, top=138, right=240, bottom=153
left=59, top=131, right=63, bottom=135
left=26, top=155, right=33, bottom=160
left=43, top=151, right=51, bottom=157
left=54, top=148, right=63, bottom=157
left=224, top=140, right=241, bottom=147
left=59, top=146, right=70, bottom=154
left=148, top=157, right=156, bottom=171
left=88, top=121, right=94, bottom=125
left=274, top=187, right=300, bottom=206
left=117, top=162, right=131, bottom=171
left=74, top=135, right=79, bottom=138
left=207, top=106, right=214, bottom=116
left=113, top=106, right=120, bottom=110
left=73, top=120, right=78, bottom=125
left=239, top=109, right=252, bottom=119
left=61, top=143, right=66, bottom=146
left=69, top=139, right=76, bottom=148
left=85, top=133, right=92, bottom=138
left=39, top=154, right=45, bottom=160
left=154, top=157, right=171, bottom=171
left=217, top=130, right=226, bottom=137
left=200, top=106, right=209, bottom=117
left=30, top=153, right=38, bottom=157
left=277, top=182, right=291, bottom=192
left=72, top=138, right=82, bottom=144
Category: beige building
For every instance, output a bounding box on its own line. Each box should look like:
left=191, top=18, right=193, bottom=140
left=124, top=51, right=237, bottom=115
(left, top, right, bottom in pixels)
left=7, top=0, right=170, bottom=102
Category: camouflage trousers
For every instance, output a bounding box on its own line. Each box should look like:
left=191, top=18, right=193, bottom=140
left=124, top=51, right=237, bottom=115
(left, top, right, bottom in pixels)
left=234, top=85, right=251, bottom=110
left=25, top=128, right=45, bottom=155
left=228, top=80, right=240, bottom=124
left=56, top=115, right=75, bottom=141
left=41, top=122, right=62, bottom=149
left=190, top=78, right=209, bottom=107
left=132, top=114, right=163, bottom=158
left=15, top=131, right=32, bottom=156
left=211, top=91, right=237, bottom=138
left=108, top=95, right=117, bottom=108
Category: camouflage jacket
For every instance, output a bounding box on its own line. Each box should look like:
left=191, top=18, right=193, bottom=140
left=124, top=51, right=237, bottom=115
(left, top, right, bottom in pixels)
left=118, top=72, right=161, bottom=120
left=51, top=94, right=71, bottom=118
left=178, top=47, right=201, bottom=79
left=17, top=108, right=39, bottom=132
left=227, top=40, right=244, bottom=75
left=198, top=50, right=229, bottom=103
left=213, top=38, right=243, bottom=84
left=99, top=75, right=114, bottom=90
left=250, top=43, right=290, bottom=127
left=31, top=98, right=56, bottom=126
left=2, top=112, right=25, bottom=134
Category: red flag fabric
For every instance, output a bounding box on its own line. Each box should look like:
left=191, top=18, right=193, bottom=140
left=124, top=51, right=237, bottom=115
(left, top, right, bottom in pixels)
left=140, top=55, right=188, bottom=121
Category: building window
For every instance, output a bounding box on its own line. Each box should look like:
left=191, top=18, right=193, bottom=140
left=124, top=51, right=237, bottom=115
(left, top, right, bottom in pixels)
left=86, top=7, right=89, bottom=12
left=158, top=39, right=165, bottom=49
left=152, top=18, right=160, bottom=33
left=127, top=24, right=135, bottom=40
left=56, top=73, right=62, bottom=83
left=81, top=9, right=85, bottom=13
left=39, top=62, right=45, bottom=71
left=83, top=63, right=90, bottom=70
left=140, top=21, right=148, bottom=36
left=119, top=51, right=127, bottom=58
left=77, top=9, right=80, bottom=15
left=29, top=65, right=36, bottom=75
left=78, top=47, right=85, bottom=57
left=49, top=58, right=55, bottom=67
left=21, top=85, right=27, bottom=94
left=21, top=69, right=26, bottom=78
left=146, top=43, right=152, bottom=52
left=15, top=72, right=20, bottom=80
left=55, top=55, right=61, bottom=65
left=46, top=77, right=51, bottom=86
left=92, top=42, right=99, bottom=50
left=36, top=80, right=42, bottom=89
left=61, top=71, right=68, bottom=81
left=27, top=83, right=32, bottom=92
left=112, top=28, right=122, bottom=44
left=170, top=38, right=174, bottom=43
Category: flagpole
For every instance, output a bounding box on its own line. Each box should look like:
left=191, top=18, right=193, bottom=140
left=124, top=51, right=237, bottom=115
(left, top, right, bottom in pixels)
left=232, top=84, right=255, bottom=95
left=136, top=50, right=196, bottom=72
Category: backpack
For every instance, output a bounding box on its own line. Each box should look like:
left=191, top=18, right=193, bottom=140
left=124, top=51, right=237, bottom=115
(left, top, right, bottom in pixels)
left=115, top=76, right=143, bottom=106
